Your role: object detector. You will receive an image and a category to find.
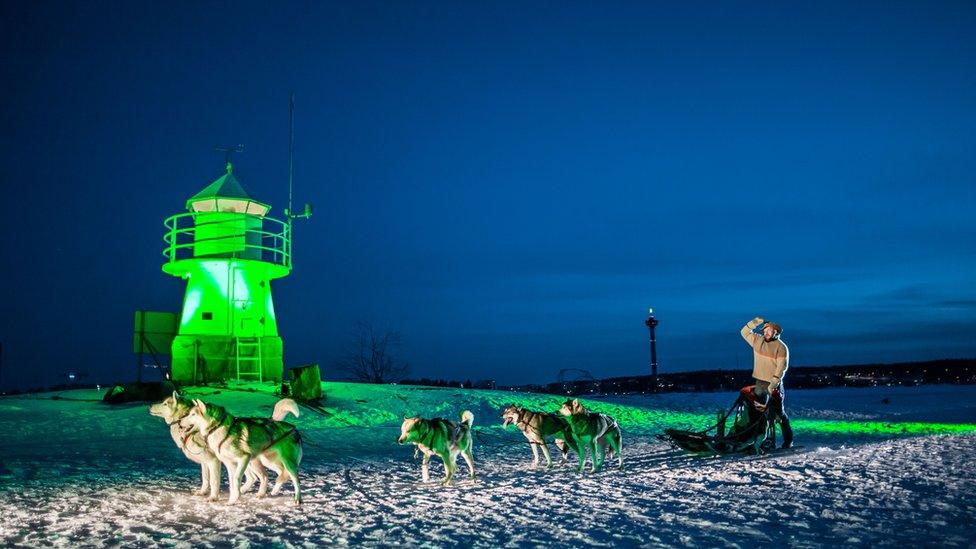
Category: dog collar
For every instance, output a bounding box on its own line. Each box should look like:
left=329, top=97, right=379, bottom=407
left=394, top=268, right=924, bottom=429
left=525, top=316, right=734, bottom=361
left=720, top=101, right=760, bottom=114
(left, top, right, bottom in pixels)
left=515, top=408, right=532, bottom=431
left=202, top=407, right=228, bottom=439
left=166, top=412, right=187, bottom=427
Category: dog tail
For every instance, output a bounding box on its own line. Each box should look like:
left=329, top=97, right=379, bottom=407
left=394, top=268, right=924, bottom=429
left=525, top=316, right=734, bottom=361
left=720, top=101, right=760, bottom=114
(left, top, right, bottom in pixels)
left=273, top=398, right=301, bottom=421
left=460, top=410, right=474, bottom=427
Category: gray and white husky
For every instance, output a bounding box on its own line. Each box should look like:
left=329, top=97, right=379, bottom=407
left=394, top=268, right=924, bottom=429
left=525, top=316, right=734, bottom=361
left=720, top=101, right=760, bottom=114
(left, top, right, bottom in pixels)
left=501, top=405, right=579, bottom=468
left=150, top=391, right=262, bottom=500
left=558, top=399, right=623, bottom=473
left=184, top=398, right=303, bottom=504
left=398, top=411, right=476, bottom=485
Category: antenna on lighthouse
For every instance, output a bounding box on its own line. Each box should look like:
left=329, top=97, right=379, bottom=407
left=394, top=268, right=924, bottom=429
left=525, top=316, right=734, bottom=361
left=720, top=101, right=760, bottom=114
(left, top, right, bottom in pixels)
left=286, top=92, right=312, bottom=221
left=288, top=93, right=295, bottom=217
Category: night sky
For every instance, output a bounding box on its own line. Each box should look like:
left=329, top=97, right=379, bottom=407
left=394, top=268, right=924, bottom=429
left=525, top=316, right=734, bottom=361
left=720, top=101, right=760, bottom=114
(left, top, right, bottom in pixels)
left=2, top=2, right=974, bottom=390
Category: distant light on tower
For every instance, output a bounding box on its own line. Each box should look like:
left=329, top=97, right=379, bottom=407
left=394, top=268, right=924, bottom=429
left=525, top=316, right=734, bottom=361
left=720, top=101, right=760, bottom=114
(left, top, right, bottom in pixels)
left=644, top=308, right=660, bottom=391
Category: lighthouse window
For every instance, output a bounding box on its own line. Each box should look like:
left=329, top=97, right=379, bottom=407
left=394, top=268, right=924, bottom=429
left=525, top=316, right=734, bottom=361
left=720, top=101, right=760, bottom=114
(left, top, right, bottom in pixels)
left=202, top=312, right=213, bottom=320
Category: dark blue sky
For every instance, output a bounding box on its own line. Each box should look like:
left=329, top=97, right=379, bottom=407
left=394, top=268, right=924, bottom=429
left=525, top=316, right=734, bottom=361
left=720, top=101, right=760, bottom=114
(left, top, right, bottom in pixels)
left=2, top=1, right=974, bottom=389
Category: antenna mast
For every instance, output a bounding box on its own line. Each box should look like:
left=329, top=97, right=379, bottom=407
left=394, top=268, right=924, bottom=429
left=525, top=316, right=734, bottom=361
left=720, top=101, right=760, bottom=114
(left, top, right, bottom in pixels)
left=288, top=92, right=295, bottom=217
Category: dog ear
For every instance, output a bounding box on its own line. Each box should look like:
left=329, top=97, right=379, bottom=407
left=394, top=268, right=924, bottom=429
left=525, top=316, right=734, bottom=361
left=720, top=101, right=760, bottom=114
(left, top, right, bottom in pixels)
left=172, top=390, right=179, bottom=401
left=193, top=399, right=206, bottom=413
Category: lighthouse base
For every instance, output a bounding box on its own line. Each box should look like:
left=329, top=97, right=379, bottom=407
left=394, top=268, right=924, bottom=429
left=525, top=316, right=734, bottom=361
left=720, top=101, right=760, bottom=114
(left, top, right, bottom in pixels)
left=169, top=335, right=283, bottom=385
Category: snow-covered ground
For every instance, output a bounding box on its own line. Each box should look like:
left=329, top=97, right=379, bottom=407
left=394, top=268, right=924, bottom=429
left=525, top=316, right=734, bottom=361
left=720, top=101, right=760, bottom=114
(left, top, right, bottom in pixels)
left=1, top=383, right=975, bottom=547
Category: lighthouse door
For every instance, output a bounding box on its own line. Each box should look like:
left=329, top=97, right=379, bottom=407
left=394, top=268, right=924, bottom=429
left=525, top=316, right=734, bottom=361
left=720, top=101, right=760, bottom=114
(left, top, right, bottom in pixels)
left=230, top=265, right=262, bottom=337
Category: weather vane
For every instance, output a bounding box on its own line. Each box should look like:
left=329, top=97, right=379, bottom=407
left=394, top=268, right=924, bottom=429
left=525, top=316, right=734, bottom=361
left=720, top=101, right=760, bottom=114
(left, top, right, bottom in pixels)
left=214, top=144, right=245, bottom=166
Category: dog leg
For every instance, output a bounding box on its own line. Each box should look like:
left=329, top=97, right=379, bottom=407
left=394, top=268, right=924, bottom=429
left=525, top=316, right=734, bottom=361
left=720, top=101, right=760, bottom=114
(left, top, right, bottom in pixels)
left=421, top=452, right=431, bottom=483
left=270, top=470, right=288, bottom=496
left=241, top=466, right=257, bottom=494
left=461, top=447, right=476, bottom=480
left=441, top=452, right=456, bottom=486
left=530, top=442, right=540, bottom=468
left=576, top=438, right=587, bottom=473
left=228, top=456, right=252, bottom=504
left=540, top=442, right=554, bottom=468
left=196, top=462, right=210, bottom=495
left=207, top=460, right=222, bottom=501
left=611, top=430, right=623, bottom=468
left=252, top=461, right=270, bottom=498
left=554, top=439, right=568, bottom=466
left=562, top=433, right=580, bottom=465
left=592, top=440, right=604, bottom=473
left=281, top=456, right=301, bottom=505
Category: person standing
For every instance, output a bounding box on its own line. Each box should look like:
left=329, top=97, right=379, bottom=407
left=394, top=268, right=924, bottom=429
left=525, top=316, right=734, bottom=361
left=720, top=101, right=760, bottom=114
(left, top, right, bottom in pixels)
left=740, top=316, right=793, bottom=448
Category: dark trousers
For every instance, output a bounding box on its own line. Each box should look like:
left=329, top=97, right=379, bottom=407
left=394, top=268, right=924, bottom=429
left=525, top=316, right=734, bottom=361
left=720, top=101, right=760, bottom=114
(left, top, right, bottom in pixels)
left=771, top=384, right=793, bottom=446
left=755, top=379, right=794, bottom=446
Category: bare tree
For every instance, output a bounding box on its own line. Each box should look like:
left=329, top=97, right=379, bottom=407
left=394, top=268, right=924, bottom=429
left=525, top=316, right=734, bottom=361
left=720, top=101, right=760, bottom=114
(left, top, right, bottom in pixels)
left=335, top=321, right=410, bottom=383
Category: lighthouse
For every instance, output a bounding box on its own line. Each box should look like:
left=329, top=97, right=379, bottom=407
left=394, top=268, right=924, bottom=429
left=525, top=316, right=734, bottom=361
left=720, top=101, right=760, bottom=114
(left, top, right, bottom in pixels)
left=162, top=162, right=291, bottom=384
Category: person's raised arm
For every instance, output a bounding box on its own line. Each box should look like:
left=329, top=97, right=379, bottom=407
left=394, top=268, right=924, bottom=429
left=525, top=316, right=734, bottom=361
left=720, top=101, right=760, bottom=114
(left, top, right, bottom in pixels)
left=741, top=316, right=764, bottom=344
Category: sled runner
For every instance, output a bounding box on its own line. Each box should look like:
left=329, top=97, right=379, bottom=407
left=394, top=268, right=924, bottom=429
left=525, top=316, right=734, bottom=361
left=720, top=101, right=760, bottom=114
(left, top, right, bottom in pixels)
left=657, top=385, right=784, bottom=455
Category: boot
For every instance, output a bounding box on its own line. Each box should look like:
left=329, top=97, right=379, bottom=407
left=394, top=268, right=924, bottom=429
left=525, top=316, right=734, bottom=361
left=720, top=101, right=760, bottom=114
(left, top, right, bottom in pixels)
left=780, top=416, right=794, bottom=449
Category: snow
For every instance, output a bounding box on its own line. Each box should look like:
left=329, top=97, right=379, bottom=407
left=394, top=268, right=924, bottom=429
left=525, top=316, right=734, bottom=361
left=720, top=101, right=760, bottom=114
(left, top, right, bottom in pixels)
left=1, top=383, right=975, bottom=547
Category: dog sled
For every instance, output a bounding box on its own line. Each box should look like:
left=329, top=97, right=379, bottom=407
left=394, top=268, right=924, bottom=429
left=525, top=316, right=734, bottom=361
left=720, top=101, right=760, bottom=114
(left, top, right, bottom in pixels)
left=658, top=385, right=784, bottom=455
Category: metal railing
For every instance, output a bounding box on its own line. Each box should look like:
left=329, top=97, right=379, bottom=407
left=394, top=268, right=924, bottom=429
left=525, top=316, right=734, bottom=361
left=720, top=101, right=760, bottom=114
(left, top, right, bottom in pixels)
left=163, top=212, right=291, bottom=269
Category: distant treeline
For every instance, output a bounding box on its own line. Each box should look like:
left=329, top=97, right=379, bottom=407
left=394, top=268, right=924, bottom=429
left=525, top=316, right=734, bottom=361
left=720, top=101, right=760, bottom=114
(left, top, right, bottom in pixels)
left=534, top=358, right=976, bottom=396
left=399, top=378, right=497, bottom=390
left=389, top=359, right=976, bottom=396
left=5, top=359, right=972, bottom=397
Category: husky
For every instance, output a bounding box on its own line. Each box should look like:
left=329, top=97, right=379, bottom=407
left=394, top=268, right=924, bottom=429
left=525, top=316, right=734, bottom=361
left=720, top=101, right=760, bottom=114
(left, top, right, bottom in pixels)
left=184, top=398, right=303, bottom=504
left=150, top=391, right=260, bottom=500
left=398, top=411, right=476, bottom=486
left=501, top=405, right=579, bottom=468
left=558, top=399, right=623, bottom=473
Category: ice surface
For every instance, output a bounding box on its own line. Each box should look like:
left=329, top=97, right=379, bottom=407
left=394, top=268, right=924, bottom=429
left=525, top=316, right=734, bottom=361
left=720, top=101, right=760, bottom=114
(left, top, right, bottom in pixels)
left=1, top=383, right=974, bottom=547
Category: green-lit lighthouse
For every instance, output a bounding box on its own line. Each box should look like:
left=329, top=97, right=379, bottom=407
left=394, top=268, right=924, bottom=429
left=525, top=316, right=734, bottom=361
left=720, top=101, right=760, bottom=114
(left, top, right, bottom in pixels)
left=162, top=162, right=292, bottom=384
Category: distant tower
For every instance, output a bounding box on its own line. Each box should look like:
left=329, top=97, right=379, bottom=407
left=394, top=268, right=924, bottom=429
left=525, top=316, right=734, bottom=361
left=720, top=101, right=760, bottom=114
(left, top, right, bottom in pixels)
left=644, top=308, right=659, bottom=389
left=162, top=161, right=292, bottom=384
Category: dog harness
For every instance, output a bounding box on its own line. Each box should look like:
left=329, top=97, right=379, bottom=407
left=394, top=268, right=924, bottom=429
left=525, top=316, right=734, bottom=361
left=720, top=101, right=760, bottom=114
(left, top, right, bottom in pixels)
left=165, top=408, right=207, bottom=456
left=212, top=414, right=297, bottom=456
left=413, top=419, right=464, bottom=451
left=412, top=420, right=437, bottom=449
left=513, top=408, right=533, bottom=432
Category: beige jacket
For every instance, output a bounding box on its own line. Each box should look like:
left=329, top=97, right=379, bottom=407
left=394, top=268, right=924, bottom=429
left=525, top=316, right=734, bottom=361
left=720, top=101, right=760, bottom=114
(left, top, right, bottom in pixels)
left=741, top=317, right=789, bottom=390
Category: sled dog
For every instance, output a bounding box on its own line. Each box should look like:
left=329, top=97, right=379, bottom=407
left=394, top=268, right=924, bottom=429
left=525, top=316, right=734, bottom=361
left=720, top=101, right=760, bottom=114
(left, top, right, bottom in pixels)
left=398, top=411, right=476, bottom=485
left=558, top=399, right=623, bottom=473
left=501, top=405, right=579, bottom=468
left=184, top=398, right=303, bottom=504
left=150, top=391, right=261, bottom=499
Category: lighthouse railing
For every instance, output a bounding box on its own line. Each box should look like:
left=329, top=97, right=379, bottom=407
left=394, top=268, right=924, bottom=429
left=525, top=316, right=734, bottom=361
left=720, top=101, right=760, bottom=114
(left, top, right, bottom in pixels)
left=163, top=212, right=291, bottom=269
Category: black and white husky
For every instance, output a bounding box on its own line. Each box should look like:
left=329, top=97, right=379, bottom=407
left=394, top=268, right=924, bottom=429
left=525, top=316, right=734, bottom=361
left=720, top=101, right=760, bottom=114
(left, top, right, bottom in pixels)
left=501, top=405, right=579, bottom=468
left=150, top=391, right=261, bottom=500
left=398, top=411, right=476, bottom=486
left=558, top=399, right=623, bottom=473
left=184, top=398, right=303, bottom=504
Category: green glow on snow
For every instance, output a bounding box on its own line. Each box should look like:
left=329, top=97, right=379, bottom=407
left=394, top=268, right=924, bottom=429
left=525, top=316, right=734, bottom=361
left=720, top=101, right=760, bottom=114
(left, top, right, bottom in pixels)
left=212, top=382, right=976, bottom=440
left=347, top=386, right=976, bottom=437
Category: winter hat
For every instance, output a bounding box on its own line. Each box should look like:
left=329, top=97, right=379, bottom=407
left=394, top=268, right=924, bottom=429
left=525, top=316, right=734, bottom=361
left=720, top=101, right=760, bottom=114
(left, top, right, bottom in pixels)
left=764, top=322, right=783, bottom=335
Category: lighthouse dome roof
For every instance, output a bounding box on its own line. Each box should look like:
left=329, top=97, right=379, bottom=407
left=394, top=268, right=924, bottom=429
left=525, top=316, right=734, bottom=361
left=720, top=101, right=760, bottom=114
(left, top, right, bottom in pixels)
left=187, top=163, right=269, bottom=216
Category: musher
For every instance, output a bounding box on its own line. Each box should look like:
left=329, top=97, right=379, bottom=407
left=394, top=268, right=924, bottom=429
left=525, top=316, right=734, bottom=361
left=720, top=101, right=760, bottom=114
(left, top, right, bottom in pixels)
left=740, top=316, right=793, bottom=448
